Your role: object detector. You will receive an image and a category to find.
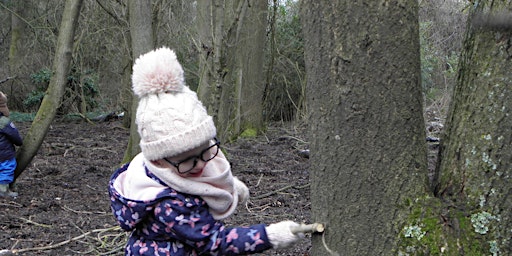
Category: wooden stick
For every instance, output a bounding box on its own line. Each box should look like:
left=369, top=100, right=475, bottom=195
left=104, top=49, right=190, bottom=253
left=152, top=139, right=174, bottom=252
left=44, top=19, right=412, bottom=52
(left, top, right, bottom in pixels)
left=290, top=223, right=325, bottom=234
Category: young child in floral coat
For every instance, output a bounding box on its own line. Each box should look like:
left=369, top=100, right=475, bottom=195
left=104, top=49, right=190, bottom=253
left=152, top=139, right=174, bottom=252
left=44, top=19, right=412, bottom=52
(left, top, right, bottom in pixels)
left=109, top=47, right=304, bottom=255
left=0, top=92, right=23, bottom=198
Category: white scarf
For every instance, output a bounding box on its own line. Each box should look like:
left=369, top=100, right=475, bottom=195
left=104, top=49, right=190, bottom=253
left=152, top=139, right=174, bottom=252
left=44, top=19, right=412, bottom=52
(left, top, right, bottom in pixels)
left=144, top=150, right=240, bottom=220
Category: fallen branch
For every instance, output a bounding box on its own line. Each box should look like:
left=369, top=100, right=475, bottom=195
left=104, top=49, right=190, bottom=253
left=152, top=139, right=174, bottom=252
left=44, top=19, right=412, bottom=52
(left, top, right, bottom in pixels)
left=11, top=226, right=121, bottom=254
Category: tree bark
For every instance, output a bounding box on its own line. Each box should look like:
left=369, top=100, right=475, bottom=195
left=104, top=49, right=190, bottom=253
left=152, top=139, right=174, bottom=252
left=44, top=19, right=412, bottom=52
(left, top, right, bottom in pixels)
left=14, top=0, right=84, bottom=180
left=7, top=0, right=30, bottom=109
left=238, top=0, right=267, bottom=135
left=196, top=0, right=232, bottom=141
left=435, top=1, right=512, bottom=254
left=196, top=0, right=267, bottom=141
left=302, top=1, right=427, bottom=254
left=122, top=0, right=155, bottom=163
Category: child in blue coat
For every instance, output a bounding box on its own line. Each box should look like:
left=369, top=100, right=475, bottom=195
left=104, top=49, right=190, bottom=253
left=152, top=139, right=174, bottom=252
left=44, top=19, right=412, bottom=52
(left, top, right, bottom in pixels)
left=109, top=47, right=305, bottom=255
left=0, top=92, right=23, bottom=198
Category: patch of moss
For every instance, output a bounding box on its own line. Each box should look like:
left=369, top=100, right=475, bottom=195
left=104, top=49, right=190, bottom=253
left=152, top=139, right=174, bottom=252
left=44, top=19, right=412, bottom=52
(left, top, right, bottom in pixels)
left=396, top=196, right=493, bottom=255
left=240, top=128, right=258, bottom=138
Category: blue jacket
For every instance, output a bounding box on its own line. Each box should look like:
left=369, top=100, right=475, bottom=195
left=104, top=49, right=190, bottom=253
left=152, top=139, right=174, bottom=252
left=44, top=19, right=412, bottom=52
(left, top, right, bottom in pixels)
left=0, top=114, right=22, bottom=162
left=109, top=163, right=272, bottom=255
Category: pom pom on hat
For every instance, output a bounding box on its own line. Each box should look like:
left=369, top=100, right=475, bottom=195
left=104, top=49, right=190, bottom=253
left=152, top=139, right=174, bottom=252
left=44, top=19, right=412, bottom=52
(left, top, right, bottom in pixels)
left=132, top=47, right=217, bottom=160
left=132, top=47, right=185, bottom=97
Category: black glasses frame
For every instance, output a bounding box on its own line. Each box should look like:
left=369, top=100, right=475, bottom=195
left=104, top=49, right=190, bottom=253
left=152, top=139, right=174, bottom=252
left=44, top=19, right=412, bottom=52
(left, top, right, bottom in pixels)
left=164, top=138, right=220, bottom=174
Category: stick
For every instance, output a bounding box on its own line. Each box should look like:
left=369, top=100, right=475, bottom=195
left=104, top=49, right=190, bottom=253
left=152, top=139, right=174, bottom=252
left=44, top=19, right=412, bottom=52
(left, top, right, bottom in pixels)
left=290, top=223, right=325, bottom=234
left=253, top=183, right=309, bottom=200
left=0, top=76, right=16, bottom=84
left=10, top=226, right=120, bottom=253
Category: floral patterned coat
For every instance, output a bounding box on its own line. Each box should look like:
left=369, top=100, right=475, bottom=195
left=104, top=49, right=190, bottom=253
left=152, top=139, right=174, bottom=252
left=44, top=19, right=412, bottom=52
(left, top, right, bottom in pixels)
left=109, top=163, right=272, bottom=255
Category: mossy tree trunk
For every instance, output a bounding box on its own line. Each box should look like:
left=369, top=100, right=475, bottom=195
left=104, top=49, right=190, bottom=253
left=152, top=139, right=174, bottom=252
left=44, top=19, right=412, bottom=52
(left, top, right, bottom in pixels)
left=14, top=0, right=83, bottom=180
left=122, top=0, right=155, bottom=163
left=196, top=0, right=266, bottom=141
left=236, top=0, right=267, bottom=136
left=434, top=1, right=512, bottom=254
left=301, top=1, right=427, bottom=254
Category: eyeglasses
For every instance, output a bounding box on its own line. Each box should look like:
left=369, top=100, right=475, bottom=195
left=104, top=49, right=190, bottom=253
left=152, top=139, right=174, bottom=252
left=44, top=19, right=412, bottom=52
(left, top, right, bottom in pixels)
left=164, top=138, right=220, bottom=174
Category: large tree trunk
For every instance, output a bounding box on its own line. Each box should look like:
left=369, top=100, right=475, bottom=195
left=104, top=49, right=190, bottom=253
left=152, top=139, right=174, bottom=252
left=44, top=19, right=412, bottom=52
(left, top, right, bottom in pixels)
left=301, top=1, right=427, bottom=254
left=122, top=0, right=155, bottom=163
left=14, top=0, right=84, bottom=180
left=435, top=1, right=512, bottom=254
left=196, top=0, right=266, bottom=141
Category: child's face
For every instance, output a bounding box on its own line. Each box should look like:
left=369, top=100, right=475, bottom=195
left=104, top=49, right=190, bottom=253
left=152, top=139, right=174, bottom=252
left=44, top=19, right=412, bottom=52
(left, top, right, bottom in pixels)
left=154, top=139, right=220, bottom=178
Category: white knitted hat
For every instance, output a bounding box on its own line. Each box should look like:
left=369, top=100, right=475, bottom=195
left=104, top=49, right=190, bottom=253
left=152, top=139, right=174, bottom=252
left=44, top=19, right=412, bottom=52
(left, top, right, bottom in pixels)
left=132, top=47, right=216, bottom=160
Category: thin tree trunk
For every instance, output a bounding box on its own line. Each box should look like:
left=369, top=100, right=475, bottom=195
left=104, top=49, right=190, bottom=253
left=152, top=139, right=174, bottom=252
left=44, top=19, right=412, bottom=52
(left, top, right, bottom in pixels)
left=14, top=0, right=84, bottom=180
left=122, top=0, right=155, bottom=163
left=7, top=0, right=30, bottom=109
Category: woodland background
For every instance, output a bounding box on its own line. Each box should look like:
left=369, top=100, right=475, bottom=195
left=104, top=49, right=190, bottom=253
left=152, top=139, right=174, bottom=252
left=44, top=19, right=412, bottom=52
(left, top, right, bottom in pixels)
left=3, top=0, right=511, bottom=256
left=0, top=0, right=464, bottom=125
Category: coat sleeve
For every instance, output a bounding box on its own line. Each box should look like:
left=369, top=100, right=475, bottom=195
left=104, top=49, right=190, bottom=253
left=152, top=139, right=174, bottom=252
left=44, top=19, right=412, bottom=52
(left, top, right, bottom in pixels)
left=154, top=194, right=272, bottom=255
left=0, top=120, right=23, bottom=146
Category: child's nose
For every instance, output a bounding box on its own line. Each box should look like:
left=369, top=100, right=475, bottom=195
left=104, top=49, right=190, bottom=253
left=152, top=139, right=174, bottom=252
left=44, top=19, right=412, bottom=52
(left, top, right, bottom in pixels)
left=194, top=159, right=207, bottom=170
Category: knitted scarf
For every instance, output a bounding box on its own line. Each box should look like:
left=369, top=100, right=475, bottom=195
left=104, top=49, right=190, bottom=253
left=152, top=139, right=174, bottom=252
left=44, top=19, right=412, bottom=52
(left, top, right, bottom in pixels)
left=143, top=150, right=240, bottom=220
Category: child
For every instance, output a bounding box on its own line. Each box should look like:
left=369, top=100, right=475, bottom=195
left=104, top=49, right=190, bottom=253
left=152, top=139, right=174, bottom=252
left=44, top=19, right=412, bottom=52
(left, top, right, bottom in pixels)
left=0, top=92, right=23, bottom=198
left=109, top=47, right=305, bottom=255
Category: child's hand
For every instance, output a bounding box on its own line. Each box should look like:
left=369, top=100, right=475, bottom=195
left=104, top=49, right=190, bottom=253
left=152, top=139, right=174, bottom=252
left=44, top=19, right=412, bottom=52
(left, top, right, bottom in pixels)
left=234, top=177, right=249, bottom=204
left=265, top=221, right=305, bottom=249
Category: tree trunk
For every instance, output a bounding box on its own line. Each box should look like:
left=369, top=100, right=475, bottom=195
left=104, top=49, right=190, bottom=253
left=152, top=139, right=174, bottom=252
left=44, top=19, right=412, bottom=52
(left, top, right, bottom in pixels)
left=435, top=1, right=512, bottom=254
left=301, top=1, right=427, bottom=254
left=238, top=0, right=267, bottom=135
left=196, top=0, right=232, bottom=141
left=122, top=0, right=155, bottom=163
left=196, top=0, right=266, bottom=141
left=14, top=0, right=84, bottom=180
left=7, top=0, right=30, bottom=109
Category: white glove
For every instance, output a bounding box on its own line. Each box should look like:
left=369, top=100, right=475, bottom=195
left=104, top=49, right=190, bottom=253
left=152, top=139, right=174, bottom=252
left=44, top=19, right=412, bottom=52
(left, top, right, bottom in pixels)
left=234, top=177, right=249, bottom=204
left=265, top=221, right=305, bottom=249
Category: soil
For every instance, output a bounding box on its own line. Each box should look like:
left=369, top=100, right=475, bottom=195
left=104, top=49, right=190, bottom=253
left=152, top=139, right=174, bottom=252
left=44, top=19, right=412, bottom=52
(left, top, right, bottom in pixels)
left=0, top=119, right=312, bottom=256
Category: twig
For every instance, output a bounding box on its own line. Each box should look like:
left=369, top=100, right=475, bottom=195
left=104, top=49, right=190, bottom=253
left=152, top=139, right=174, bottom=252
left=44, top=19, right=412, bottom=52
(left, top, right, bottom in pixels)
left=290, top=223, right=325, bottom=234
left=253, top=183, right=309, bottom=200
left=62, top=205, right=107, bottom=215
left=321, top=230, right=340, bottom=256
left=18, top=217, right=52, bottom=228
left=253, top=184, right=294, bottom=199
left=0, top=76, right=16, bottom=84
left=11, top=226, right=121, bottom=253
left=0, top=201, right=22, bottom=208
left=255, top=173, right=264, bottom=187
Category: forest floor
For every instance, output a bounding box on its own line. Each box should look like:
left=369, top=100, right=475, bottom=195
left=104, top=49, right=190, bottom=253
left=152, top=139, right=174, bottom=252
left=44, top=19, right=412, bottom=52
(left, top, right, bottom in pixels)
left=0, top=118, right=313, bottom=256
